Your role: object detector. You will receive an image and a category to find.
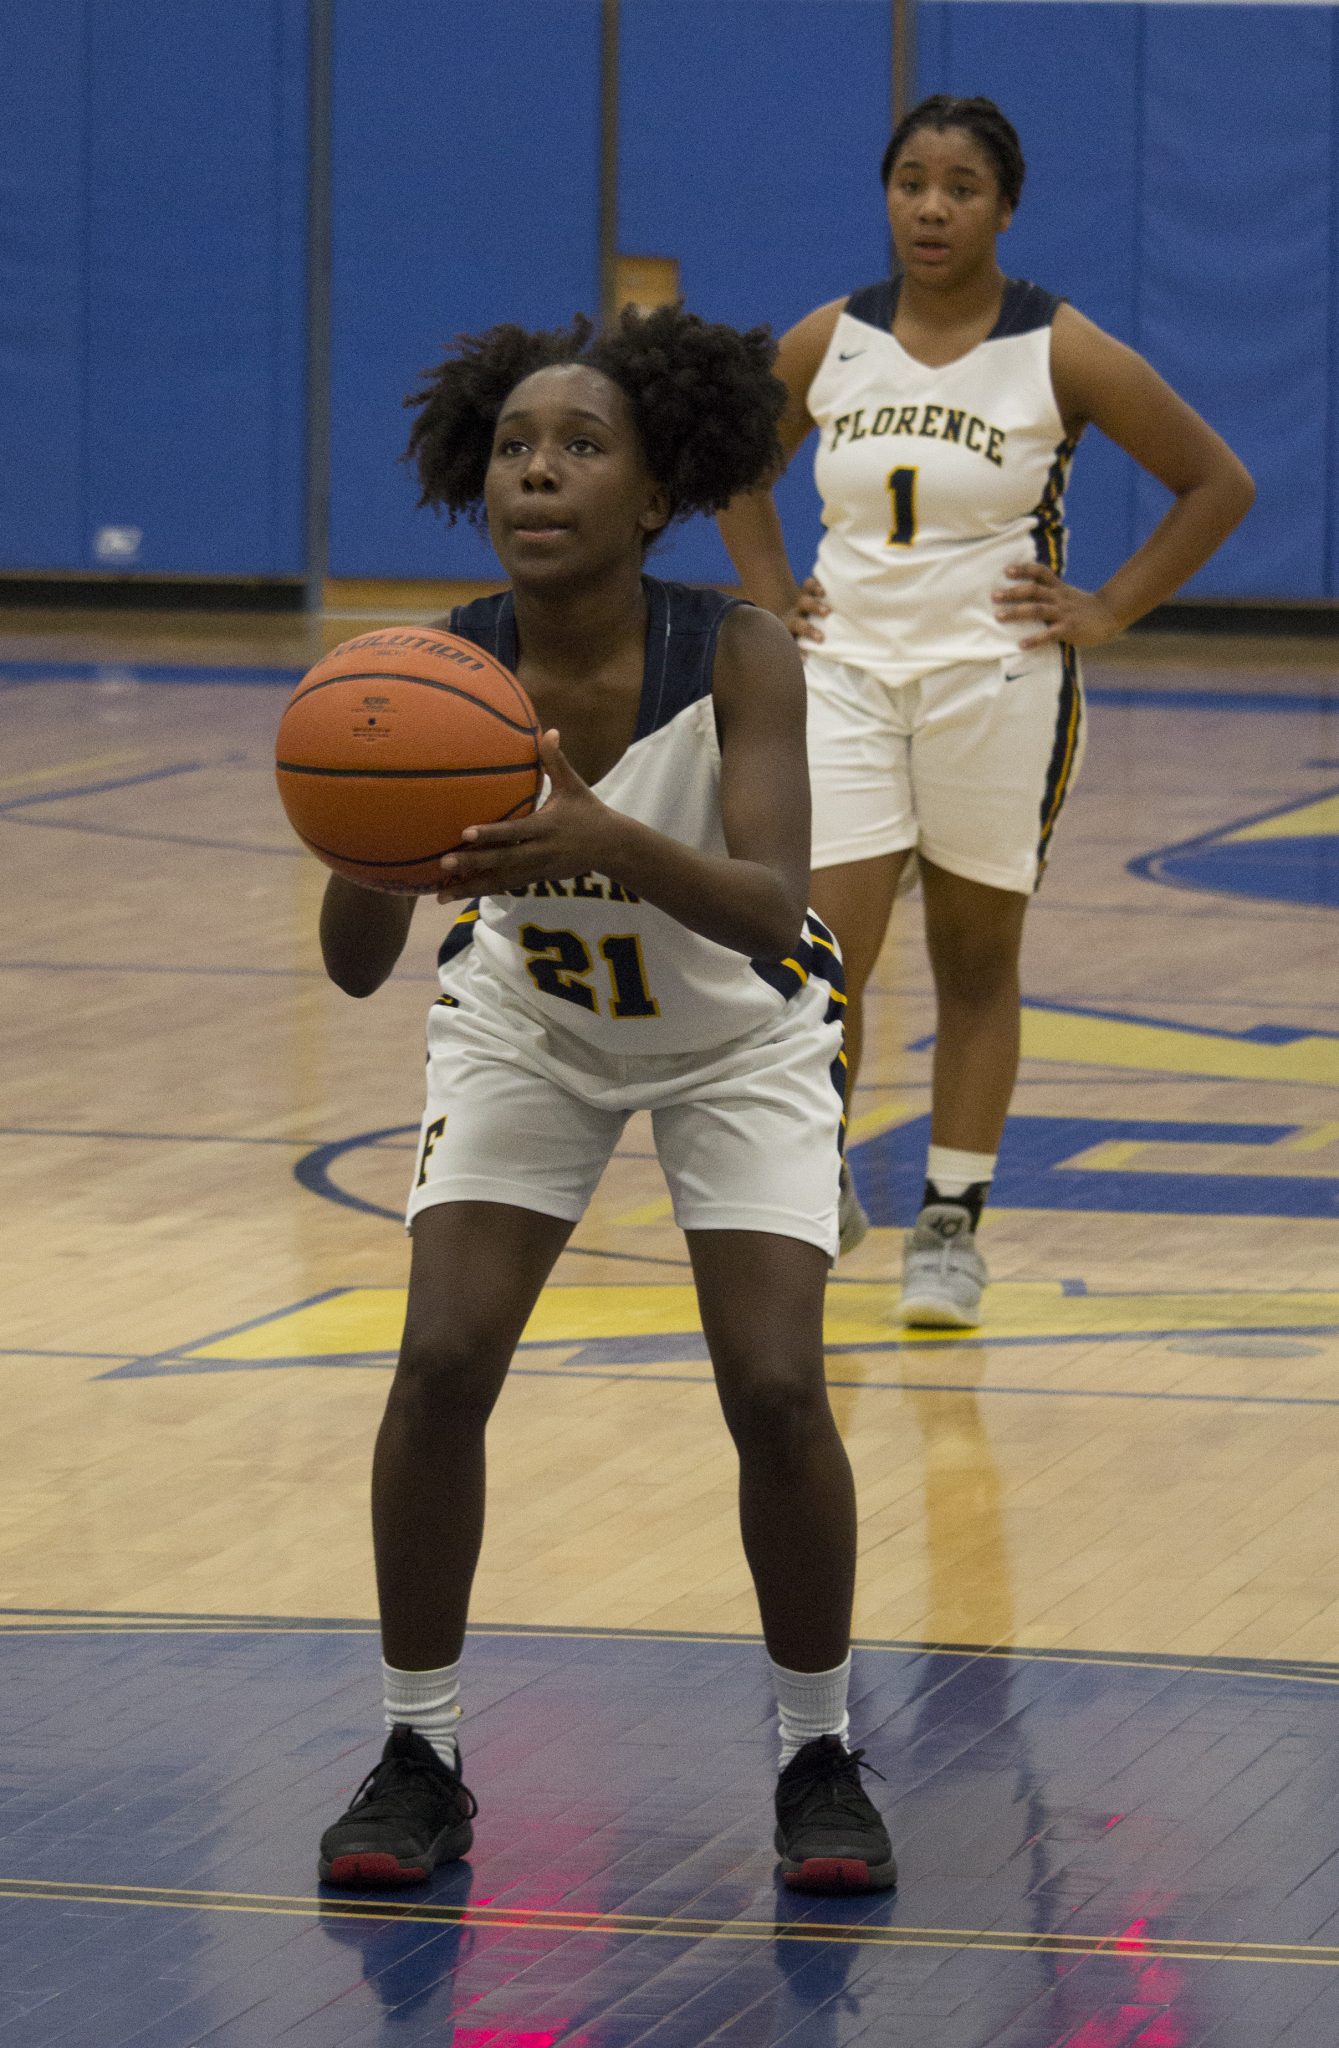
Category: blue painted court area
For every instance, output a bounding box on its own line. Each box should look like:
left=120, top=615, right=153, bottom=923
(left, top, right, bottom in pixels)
left=4, top=1624, right=1339, bottom=2044
left=1132, top=785, right=1339, bottom=911
left=852, top=1113, right=1339, bottom=1222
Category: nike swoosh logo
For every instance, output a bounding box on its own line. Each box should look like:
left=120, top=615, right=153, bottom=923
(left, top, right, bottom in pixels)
left=1004, top=669, right=1027, bottom=682
left=838, top=350, right=865, bottom=361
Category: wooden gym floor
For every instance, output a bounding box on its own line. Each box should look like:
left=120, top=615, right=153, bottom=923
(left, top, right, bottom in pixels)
left=1, top=603, right=1337, bottom=2044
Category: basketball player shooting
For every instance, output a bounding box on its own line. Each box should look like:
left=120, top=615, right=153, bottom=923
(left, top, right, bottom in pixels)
left=314, top=306, right=897, bottom=1897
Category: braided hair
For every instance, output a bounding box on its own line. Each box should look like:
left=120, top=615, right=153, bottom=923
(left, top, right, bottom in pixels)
left=405, top=304, right=785, bottom=534
left=880, top=95, right=1025, bottom=210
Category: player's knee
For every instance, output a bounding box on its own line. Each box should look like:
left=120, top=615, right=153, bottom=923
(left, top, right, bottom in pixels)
left=932, top=938, right=1019, bottom=1009
left=719, top=1360, right=829, bottom=1459
left=390, top=1324, right=508, bottom=1427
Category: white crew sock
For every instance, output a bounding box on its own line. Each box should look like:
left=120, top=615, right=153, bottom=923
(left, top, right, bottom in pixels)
left=925, top=1146, right=996, bottom=1200
left=769, top=1654, right=851, bottom=1768
left=382, top=1658, right=461, bottom=1771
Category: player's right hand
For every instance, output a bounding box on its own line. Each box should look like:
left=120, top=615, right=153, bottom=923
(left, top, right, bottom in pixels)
left=785, top=576, right=829, bottom=644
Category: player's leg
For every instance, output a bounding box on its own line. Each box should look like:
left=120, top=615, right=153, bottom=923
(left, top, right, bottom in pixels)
left=688, top=1228, right=895, bottom=1892
left=656, top=980, right=894, bottom=1890
left=896, top=858, right=1027, bottom=1325
left=320, top=994, right=622, bottom=1888
left=374, top=1200, right=574, bottom=1673
left=920, top=857, right=1029, bottom=1158
left=687, top=1228, right=853, bottom=1672
left=906, top=646, right=1085, bottom=1324
left=320, top=1201, right=571, bottom=1890
left=807, top=849, right=913, bottom=1110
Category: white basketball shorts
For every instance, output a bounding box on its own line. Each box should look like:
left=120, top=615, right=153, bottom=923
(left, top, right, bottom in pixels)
left=805, top=642, right=1085, bottom=893
left=406, top=968, right=845, bottom=1256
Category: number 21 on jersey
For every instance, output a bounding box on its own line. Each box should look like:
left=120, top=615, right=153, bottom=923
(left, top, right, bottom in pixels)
left=520, top=923, right=660, bottom=1019
left=886, top=466, right=918, bottom=548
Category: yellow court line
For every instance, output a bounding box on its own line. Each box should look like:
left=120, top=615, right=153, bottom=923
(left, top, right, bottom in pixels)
left=846, top=1099, right=918, bottom=1144
left=1283, top=1121, right=1339, bottom=1154
left=0, top=749, right=144, bottom=795
left=1072, top=1139, right=1149, bottom=1170
left=184, top=1281, right=1339, bottom=1363
left=613, top=1195, right=676, bottom=1227
left=1229, top=791, right=1339, bottom=843
left=1020, top=1007, right=1339, bottom=1086
left=0, top=1877, right=1332, bottom=1966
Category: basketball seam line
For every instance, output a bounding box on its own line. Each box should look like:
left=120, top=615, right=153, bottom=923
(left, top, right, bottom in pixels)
left=295, top=828, right=476, bottom=870
left=288, top=670, right=539, bottom=738
left=277, top=761, right=538, bottom=781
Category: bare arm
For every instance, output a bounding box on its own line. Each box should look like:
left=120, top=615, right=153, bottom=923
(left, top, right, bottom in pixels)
left=319, top=873, right=416, bottom=997
left=437, top=606, right=811, bottom=961
left=996, top=304, right=1256, bottom=648
left=716, top=300, right=844, bottom=630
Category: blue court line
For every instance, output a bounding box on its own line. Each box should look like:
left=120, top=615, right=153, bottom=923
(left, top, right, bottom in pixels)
left=5, top=812, right=303, bottom=858
left=1133, top=784, right=1339, bottom=865
left=1086, top=685, right=1338, bottom=716
left=916, top=998, right=1339, bottom=1055
left=0, top=959, right=415, bottom=980
left=2, top=1609, right=1337, bottom=1690
left=4, top=658, right=1332, bottom=714
left=0, top=1126, right=315, bottom=1147
left=0, top=659, right=302, bottom=688
left=0, top=759, right=209, bottom=814
left=98, top=1328, right=1337, bottom=1389
left=294, top=1125, right=415, bottom=1217
left=0, top=1130, right=317, bottom=1146
left=0, top=1348, right=136, bottom=1362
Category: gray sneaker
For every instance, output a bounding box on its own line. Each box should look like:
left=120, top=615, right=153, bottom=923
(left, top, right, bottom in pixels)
left=837, top=1163, right=869, bottom=1257
left=899, top=1204, right=987, bottom=1327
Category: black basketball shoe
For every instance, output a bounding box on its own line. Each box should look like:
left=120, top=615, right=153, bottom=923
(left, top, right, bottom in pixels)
left=774, top=1736, right=897, bottom=1893
left=318, top=1724, right=477, bottom=1888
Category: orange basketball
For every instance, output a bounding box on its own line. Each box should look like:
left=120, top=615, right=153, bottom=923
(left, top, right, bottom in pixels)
left=275, top=627, right=542, bottom=893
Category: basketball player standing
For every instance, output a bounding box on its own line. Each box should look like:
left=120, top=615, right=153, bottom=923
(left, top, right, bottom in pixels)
left=719, top=94, right=1254, bottom=1327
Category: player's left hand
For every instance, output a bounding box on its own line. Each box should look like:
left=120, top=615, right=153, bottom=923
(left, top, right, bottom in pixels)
left=437, top=730, right=617, bottom=903
left=993, top=562, right=1123, bottom=650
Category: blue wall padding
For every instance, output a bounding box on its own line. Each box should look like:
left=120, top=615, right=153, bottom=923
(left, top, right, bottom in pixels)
left=919, top=2, right=1337, bottom=603
left=327, top=1, right=603, bottom=580
left=0, top=2, right=86, bottom=570
left=1331, top=18, right=1339, bottom=603
left=2, top=2, right=1338, bottom=603
left=0, top=0, right=308, bottom=577
left=916, top=3, right=1144, bottom=593
left=1136, top=7, right=1333, bottom=598
left=83, top=1, right=309, bottom=577
left=617, top=0, right=894, bottom=584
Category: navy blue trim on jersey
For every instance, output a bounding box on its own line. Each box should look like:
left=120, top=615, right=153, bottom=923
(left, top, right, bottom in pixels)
left=1036, top=645, right=1083, bottom=878
left=751, top=914, right=847, bottom=1004
left=844, top=275, right=1060, bottom=341
left=437, top=902, right=480, bottom=969
left=449, top=591, right=513, bottom=663
left=844, top=279, right=896, bottom=333
left=1030, top=435, right=1078, bottom=573
left=990, top=278, right=1063, bottom=339
left=449, top=578, right=744, bottom=752
left=634, top=580, right=744, bottom=740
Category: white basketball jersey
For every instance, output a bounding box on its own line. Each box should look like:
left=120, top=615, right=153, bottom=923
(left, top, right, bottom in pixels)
left=437, top=578, right=842, bottom=1056
left=808, top=277, right=1075, bottom=686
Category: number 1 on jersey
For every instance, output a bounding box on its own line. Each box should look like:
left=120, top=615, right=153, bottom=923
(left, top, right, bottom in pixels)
left=886, top=466, right=918, bottom=548
left=600, top=934, right=659, bottom=1018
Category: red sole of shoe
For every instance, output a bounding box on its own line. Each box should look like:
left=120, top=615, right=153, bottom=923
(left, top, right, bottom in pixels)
left=783, top=1857, right=874, bottom=1892
left=322, top=1852, right=428, bottom=1888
